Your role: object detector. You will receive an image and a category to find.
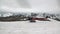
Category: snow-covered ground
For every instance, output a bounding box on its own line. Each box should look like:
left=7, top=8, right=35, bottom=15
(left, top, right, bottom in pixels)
left=0, top=19, right=60, bottom=34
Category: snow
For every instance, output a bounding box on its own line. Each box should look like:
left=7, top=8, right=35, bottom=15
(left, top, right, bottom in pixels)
left=0, top=19, right=60, bottom=34
left=3, top=13, right=13, bottom=17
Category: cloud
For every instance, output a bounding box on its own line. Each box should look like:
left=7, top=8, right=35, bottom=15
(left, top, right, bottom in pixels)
left=0, top=0, right=60, bottom=14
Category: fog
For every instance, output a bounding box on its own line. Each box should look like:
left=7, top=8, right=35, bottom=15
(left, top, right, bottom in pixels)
left=0, top=0, right=60, bottom=14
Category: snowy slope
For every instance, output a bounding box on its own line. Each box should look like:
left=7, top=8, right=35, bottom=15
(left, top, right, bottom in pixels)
left=0, top=19, right=60, bottom=34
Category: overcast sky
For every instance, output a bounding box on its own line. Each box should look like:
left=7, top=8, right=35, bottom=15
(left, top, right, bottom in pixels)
left=0, top=0, right=60, bottom=14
